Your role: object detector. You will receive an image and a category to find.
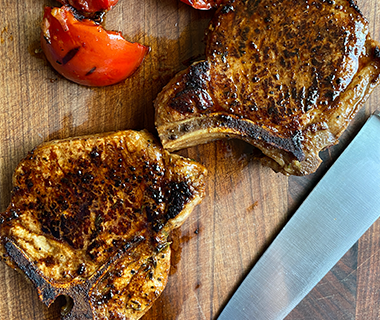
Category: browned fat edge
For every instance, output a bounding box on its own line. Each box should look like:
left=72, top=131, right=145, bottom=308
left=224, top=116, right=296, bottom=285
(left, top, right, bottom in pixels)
left=4, top=235, right=145, bottom=319
left=167, top=114, right=304, bottom=161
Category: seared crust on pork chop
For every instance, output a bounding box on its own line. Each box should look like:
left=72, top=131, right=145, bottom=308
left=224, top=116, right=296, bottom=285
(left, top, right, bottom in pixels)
left=0, top=130, right=207, bottom=320
left=155, top=0, right=380, bottom=175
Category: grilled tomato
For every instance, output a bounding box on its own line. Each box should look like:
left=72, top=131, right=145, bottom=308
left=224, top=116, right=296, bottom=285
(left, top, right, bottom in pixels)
left=41, top=6, right=149, bottom=86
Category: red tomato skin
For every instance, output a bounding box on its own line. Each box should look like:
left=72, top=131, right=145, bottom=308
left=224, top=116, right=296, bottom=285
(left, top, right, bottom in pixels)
left=41, top=6, right=149, bottom=87
left=180, top=0, right=222, bottom=10
left=57, top=0, right=119, bottom=12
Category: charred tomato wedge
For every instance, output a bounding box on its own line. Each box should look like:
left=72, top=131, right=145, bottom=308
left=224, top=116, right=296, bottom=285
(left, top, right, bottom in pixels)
left=57, top=0, right=119, bottom=13
left=41, top=6, right=149, bottom=87
left=180, top=0, right=222, bottom=10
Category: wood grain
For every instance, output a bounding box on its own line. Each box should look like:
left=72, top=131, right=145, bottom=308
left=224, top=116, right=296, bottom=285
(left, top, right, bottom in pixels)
left=0, top=0, right=379, bottom=319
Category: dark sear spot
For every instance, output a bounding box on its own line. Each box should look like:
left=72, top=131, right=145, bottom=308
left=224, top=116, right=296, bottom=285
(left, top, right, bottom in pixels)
left=77, top=263, right=86, bottom=275
left=374, top=46, right=380, bottom=59
left=348, top=0, right=362, bottom=14
left=165, top=181, right=192, bottom=220
left=221, top=4, right=234, bottom=14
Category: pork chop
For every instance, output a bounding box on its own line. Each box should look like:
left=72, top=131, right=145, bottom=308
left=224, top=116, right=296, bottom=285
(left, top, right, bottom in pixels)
left=0, top=130, right=207, bottom=320
left=155, top=0, right=380, bottom=175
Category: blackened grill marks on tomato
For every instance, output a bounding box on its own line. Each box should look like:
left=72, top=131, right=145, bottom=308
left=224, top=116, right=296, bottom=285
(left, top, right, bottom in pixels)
left=43, top=35, right=51, bottom=45
left=68, top=6, right=88, bottom=21
left=89, top=11, right=106, bottom=23
left=86, top=67, right=97, bottom=76
left=62, top=47, right=80, bottom=65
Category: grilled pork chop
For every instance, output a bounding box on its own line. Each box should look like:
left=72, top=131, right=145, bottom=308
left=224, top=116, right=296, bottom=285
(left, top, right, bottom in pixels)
left=155, top=0, right=380, bottom=175
left=0, top=130, right=206, bottom=320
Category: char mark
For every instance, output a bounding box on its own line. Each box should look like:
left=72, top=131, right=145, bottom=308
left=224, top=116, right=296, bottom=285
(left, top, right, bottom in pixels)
left=165, top=181, right=192, bottom=221
left=217, top=114, right=304, bottom=161
left=62, top=47, right=80, bottom=65
left=348, top=0, right=362, bottom=15
left=169, top=62, right=213, bottom=114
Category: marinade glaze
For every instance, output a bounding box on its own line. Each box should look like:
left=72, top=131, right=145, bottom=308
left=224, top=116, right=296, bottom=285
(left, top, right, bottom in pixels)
left=155, top=0, right=380, bottom=175
left=0, top=130, right=206, bottom=320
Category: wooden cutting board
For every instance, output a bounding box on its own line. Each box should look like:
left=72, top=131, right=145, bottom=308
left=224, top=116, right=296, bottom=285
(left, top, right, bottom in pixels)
left=1, top=0, right=380, bottom=319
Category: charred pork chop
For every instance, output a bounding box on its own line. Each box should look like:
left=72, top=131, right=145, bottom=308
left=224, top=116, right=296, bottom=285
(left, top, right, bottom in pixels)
left=0, top=130, right=206, bottom=320
left=155, top=0, right=380, bottom=175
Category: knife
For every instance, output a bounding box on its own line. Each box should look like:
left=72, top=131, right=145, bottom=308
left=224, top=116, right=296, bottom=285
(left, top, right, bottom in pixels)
left=217, top=111, right=380, bottom=320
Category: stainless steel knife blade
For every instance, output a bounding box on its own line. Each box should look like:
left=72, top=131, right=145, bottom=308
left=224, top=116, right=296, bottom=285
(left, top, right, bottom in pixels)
left=217, top=111, right=380, bottom=320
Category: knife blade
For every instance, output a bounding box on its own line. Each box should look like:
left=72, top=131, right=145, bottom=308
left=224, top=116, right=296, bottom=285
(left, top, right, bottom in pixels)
left=217, top=111, right=380, bottom=320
